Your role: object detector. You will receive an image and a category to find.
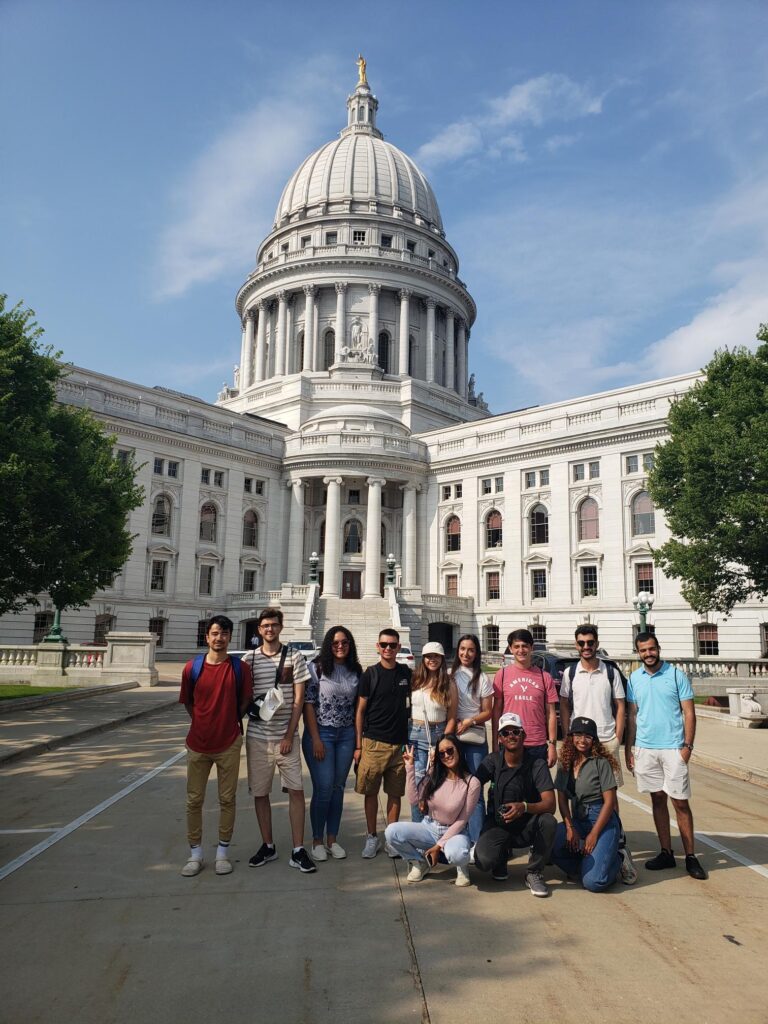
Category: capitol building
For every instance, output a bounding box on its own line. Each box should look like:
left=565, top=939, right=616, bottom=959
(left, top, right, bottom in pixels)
left=4, top=66, right=766, bottom=662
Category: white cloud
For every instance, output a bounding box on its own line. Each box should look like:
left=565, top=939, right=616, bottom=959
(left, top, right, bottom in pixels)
left=154, top=64, right=339, bottom=299
left=414, top=121, right=483, bottom=167
left=545, top=133, right=579, bottom=153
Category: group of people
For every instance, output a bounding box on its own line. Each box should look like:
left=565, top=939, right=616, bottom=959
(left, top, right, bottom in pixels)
left=179, top=613, right=707, bottom=892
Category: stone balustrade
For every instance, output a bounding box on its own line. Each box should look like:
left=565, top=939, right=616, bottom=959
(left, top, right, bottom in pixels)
left=0, top=633, right=158, bottom=687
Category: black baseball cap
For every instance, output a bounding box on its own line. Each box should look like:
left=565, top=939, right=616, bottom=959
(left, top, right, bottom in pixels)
left=569, top=717, right=598, bottom=741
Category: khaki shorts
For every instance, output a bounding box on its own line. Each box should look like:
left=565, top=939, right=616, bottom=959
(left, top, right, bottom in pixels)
left=246, top=735, right=303, bottom=797
left=355, top=738, right=406, bottom=798
left=602, top=736, right=625, bottom=788
left=634, top=747, right=691, bottom=800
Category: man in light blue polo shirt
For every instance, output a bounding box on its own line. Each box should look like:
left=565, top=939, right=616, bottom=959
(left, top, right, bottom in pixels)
left=625, top=632, right=706, bottom=880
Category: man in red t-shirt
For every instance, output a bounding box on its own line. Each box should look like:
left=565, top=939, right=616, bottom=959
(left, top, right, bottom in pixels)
left=178, top=615, right=252, bottom=877
left=492, top=629, right=558, bottom=767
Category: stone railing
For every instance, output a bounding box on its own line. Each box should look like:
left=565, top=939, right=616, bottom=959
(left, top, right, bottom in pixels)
left=422, top=594, right=474, bottom=610
left=228, top=590, right=275, bottom=606
left=0, top=632, right=158, bottom=687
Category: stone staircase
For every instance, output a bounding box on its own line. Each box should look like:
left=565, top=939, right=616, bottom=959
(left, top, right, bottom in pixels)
left=313, top=595, right=404, bottom=668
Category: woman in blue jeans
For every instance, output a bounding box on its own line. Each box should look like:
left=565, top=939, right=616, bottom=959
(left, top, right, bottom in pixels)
left=552, top=716, right=636, bottom=890
left=302, top=626, right=361, bottom=861
left=451, top=634, right=493, bottom=843
left=409, top=642, right=457, bottom=821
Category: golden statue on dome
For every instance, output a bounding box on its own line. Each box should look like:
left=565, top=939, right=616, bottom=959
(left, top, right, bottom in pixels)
left=356, top=54, right=368, bottom=87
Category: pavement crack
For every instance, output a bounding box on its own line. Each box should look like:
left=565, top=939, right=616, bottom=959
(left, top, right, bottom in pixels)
left=390, top=857, right=431, bottom=1024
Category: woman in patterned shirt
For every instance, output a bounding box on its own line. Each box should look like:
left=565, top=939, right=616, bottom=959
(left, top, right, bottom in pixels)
left=302, top=625, right=362, bottom=861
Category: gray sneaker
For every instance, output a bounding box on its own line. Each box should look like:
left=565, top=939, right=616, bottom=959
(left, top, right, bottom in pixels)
left=619, top=847, right=638, bottom=885
left=525, top=871, right=550, bottom=897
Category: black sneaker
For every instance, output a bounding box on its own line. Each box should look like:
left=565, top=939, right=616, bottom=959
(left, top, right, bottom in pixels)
left=685, top=854, right=707, bottom=880
left=249, top=843, right=278, bottom=867
left=645, top=848, right=676, bottom=871
left=492, top=862, right=509, bottom=881
left=289, top=847, right=317, bottom=873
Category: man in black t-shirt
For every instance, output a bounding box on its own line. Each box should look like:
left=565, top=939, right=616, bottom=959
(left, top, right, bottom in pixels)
left=354, top=627, right=412, bottom=858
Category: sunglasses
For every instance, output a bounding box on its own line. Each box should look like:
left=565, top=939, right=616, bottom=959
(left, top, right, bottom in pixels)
left=500, top=727, right=523, bottom=738
left=379, top=641, right=398, bottom=650
left=438, top=747, right=457, bottom=759
left=575, top=639, right=596, bottom=647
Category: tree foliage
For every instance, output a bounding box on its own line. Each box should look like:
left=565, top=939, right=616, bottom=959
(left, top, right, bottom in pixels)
left=648, top=324, right=768, bottom=614
left=0, top=296, right=144, bottom=615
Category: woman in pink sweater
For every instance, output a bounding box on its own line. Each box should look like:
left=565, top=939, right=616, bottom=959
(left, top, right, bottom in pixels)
left=385, top=734, right=480, bottom=887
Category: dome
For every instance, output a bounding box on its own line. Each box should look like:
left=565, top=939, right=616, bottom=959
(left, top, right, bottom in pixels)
left=301, top=403, right=410, bottom=436
left=273, top=74, right=443, bottom=234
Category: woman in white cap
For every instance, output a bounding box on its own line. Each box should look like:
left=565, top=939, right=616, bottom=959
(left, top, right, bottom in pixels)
left=409, top=642, right=458, bottom=821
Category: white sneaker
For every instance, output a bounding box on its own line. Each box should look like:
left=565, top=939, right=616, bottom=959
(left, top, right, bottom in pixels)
left=385, top=842, right=401, bottom=859
left=215, top=857, right=233, bottom=875
left=406, top=860, right=431, bottom=882
left=311, top=845, right=328, bottom=862
left=328, top=842, right=347, bottom=859
left=619, top=847, right=638, bottom=885
left=362, top=834, right=380, bottom=858
left=455, top=864, right=471, bottom=887
left=469, top=844, right=476, bottom=865
left=181, top=857, right=204, bottom=877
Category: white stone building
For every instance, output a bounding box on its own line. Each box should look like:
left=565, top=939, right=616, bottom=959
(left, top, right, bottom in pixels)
left=3, top=70, right=766, bottom=662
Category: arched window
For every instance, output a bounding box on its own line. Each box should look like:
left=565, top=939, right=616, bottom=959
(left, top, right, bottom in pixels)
left=199, top=502, right=217, bottom=542
left=344, top=519, right=362, bottom=554
left=486, top=510, right=502, bottom=548
left=151, top=495, right=171, bottom=536
left=578, top=497, right=599, bottom=541
left=446, top=515, right=461, bottom=552
left=632, top=491, right=656, bottom=536
left=530, top=504, right=549, bottom=545
left=242, top=510, right=258, bottom=548
left=323, top=329, right=335, bottom=369
left=378, top=331, right=391, bottom=374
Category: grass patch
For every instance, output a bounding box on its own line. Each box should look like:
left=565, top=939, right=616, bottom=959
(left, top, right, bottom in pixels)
left=0, top=685, right=73, bottom=701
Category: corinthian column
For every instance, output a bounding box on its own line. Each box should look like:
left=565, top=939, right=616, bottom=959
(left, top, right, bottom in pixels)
left=275, top=290, right=288, bottom=376
left=426, top=299, right=436, bottom=383
left=398, top=289, right=411, bottom=375
left=286, top=479, right=305, bottom=583
left=303, top=285, right=316, bottom=371
left=322, top=476, right=343, bottom=597
left=445, top=309, right=455, bottom=391
left=401, top=483, right=420, bottom=587
left=241, top=311, right=254, bottom=389
left=254, top=300, right=267, bottom=382
left=368, top=283, right=380, bottom=365
left=334, top=282, right=347, bottom=364
left=364, top=477, right=386, bottom=598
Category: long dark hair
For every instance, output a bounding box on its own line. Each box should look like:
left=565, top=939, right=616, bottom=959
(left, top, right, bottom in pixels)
left=417, top=733, right=470, bottom=813
left=450, top=633, right=483, bottom=696
left=317, top=625, right=362, bottom=679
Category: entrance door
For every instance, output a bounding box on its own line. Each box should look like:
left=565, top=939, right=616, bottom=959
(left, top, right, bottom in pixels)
left=243, top=619, right=259, bottom=649
left=342, top=571, right=362, bottom=599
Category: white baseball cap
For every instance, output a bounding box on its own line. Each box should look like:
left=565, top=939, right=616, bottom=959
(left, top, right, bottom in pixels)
left=498, top=712, right=524, bottom=732
left=259, top=686, right=285, bottom=721
left=421, top=642, right=445, bottom=658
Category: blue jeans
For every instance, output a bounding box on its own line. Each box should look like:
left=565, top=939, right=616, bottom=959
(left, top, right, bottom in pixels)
left=460, top=740, right=488, bottom=843
left=384, top=818, right=471, bottom=866
left=552, top=803, right=621, bottom=892
left=301, top=724, right=356, bottom=841
left=409, top=721, right=446, bottom=822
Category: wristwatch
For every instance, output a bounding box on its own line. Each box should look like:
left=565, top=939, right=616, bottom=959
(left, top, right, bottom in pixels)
left=682, top=743, right=694, bottom=751
left=547, top=740, right=556, bottom=746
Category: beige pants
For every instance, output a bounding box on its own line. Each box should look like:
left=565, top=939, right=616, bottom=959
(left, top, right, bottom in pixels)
left=185, top=736, right=243, bottom=846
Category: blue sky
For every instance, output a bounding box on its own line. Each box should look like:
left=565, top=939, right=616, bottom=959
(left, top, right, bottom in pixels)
left=2, top=0, right=767, bottom=414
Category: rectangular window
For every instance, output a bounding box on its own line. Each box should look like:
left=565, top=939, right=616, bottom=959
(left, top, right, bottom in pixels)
left=348, top=489, right=360, bottom=505
left=484, top=624, right=500, bottom=653
left=573, top=463, right=585, bottom=482
left=280, top=242, right=289, bottom=252
left=244, top=477, right=253, bottom=493
left=482, top=478, right=492, bottom=495
left=380, top=234, right=392, bottom=248
left=495, top=476, right=504, bottom=492
left=243, top=569, right=257, bottom=592
left=201, top=468, right=210, bottom=485
left=455, top=484, right=463, bottom=498
left=487, top=571, right=500, bottom=601
left=167, top=460, right=179, bottom=478
left=153, top=458, right=164, bottom=475
left=93, top=614, right=114, bottom=645
left=539, top=469, right=550, bottom=486
left=643, top=452, right=655, bottom=471
left=428, top=248, right=435, bottom=258
left=589, top=461, right=600, bottom=479
left=213, top=470, right=224, bottom=488
left=760, top=622, right=768, bottom=658
left=148, top=617, right=165, bottom=647
left=530, top=625, right=547, bottom=643
left=196, top=620, right=208, bottom=647
left=635, top=562, right=655, bottom=595
left=301, top=235, right=312, bottom=248
left=199, top=565, right=214, bottom=596
left=352, top=230, right=366, bottom=244
left=531, top=569, right=547, bottom=599
left=442, top=485, right=451, bottom=501
left=406, top=239, right=416, bottom=253
left=625, top=455, right=639, bottom=474
left=581, top=565, right=598, bottom=598
left=150, top=560, right=167, bottom=592
left=255, top=480, right=265, bottom=496
left=116, top=449, right=130, bottom=465
left=33, top=611, right=54, bottom=643
left=525, top=471, right=536, bottom=489
left=325, top=231, right=337, bottom=245
left=445, top=574, right=458, bottom=597
left=696, top=624, right=719, bottom=656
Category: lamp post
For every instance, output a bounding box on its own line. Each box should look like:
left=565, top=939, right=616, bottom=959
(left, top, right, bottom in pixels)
left=386, top=552, right=396, bottom=586
left=42, top=605, right=68, bottom=644
left=309, top=551, right=319, bottom=585
left=633, top=590, right=655, bottom=632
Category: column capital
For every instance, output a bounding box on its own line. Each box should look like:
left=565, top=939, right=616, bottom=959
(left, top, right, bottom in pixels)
left=398, top=288, right=412, bottom=301
left=368, top=282, right=381, bottom=296
left=323, top=476, right=343, bottom=487
left=277, top=289, right=288, bottom=303
left=303, top=284, right=317, bottom=298
left=445, top=307, right=456, bottom=322
left=366, top=476, right=387, bottom=488
left=399, top=482, right=422, bottom=493
left=256, top=298, right=267, bottom=312
left=335, top=282, right=348, bottom=295
left=285, top=477, right=304, bottom=490
left=245, top=308, right=256, bottom=323
left=426, top=297, right=436, bottom=310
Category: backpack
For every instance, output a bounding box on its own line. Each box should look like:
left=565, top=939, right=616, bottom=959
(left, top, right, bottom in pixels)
left=188, top=654, right=245, bottom=734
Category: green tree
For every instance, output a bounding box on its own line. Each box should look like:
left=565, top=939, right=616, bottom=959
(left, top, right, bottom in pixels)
left=649, top=324, right=768, bottom=614
left=0, top=296, right=143, bottom=617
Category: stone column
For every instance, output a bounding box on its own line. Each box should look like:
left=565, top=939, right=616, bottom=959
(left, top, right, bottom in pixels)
left=457, top=318, right=467, bottom=399
left=364, top=477, right=386, bottom=598
left=398, top=288, right=411, bottom=375
left=285, top=295, right=294, bottom=374
left=275, top=291, right=288, bottom=376
left=445, top=309, right=455, bottom=391
left=303, top=285, right=316, bottom=371
left=334, top=283, right=347, bottom=364
left=426, top=299, right=436, bottom=383
left=241, top=313, right=254, bottom=389
left=255, top=300, right=267, bottom=382
left=286, top=479, right=305, bottom=584
left=368, top=283, right=380, bottom=365
left=401, top=483, right=420, bottom=587
left=322, top=476, right=342, bottom=597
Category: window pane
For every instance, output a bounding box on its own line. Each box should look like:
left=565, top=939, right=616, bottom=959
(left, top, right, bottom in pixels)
left=484, top=625, right=499, bottom=652
left=530, top=505, right=549, bottom=545
left=482, top=478, right=492, bottom=494
left=581, top=565, right=598, bottom=597
left=446, top=516, right=461, bottom=552
left=540, top=469, right=550, bottom=486
left=643, top=452, right=655, bottom=471
left=495, top=476, right=504, bottom=492
left=525, top=471, right=536, bottom=489
left=150, top=561, right=167, bottom=592
left=33, top=611, right=54, bottom=643
left=632, top=491, right=656, bottom=535
left=578, top=498, right=599, bottom=541
left=487, top=572, right=500, bottom=600
left=696, top=624, right=719, bottom=656
left=167, top=461, right=179, bottom=478
left=635, top=562, right=654, bottom=594
left=148, top=618, right=165, bottom=647
left=573, top=463, right=585, bottom=482
left=626, top=455, right=639, bottom=474
left=530, top=625, right=547, bottom=642
left=532, top=569, right=547, bottom=599
left=589, top=461, right=600, bottom=479
left=445, top=574, right=458, bottom=597
left=199, top=503, right=217, bottom=542
left=242, top=511, right=258, bottom=547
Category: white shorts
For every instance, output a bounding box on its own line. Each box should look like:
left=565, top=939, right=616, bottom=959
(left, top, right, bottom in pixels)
left=634, top=747, right=691, bottom=800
